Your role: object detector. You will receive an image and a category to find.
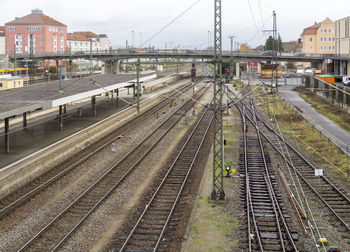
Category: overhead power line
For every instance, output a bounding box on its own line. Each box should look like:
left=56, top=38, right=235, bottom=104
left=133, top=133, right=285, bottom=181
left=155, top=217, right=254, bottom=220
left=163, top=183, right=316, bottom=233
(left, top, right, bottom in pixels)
left=257, top=0, right=264, bottom=27
left=247, top=0, right=259, bottom=33
left=141, top=0, right=201, bottom=48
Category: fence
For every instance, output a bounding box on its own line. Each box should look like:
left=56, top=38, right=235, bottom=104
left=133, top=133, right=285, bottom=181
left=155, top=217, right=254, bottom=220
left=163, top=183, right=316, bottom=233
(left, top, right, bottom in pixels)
left=305, top=76, right=350, bottom=113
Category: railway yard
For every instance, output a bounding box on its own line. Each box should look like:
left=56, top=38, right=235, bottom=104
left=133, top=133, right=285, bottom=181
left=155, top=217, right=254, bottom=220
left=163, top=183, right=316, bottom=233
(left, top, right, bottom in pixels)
left=0, top=68, right=350, bottom=252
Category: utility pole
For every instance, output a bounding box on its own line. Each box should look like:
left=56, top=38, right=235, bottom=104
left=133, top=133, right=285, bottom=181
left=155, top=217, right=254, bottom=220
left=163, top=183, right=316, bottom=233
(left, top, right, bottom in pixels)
left=263, top=11, right=278, bottom=93
left=14, top=43, right=17, bottom=76
left=228, top=35, right=235, bottom=80
left=273, top=12, right=278, bottom=92
left=90, top=36, right=93, bottom=73
left=131, top=30, right=134, bottom=49
left=136, top=59, right=141, bottom=113
left=211, top=0, right=225, bottom=200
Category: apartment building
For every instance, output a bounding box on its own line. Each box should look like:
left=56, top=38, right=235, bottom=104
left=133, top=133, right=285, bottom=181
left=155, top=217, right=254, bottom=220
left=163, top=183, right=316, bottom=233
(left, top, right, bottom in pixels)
left=301, top=17, right=335, bottom=54
left=4, top=9, right=67, bottom=55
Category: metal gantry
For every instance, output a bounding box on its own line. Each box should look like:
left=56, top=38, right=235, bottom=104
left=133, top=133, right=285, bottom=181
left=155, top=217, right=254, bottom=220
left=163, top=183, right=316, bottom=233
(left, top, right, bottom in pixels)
left=211, top=0, right=225, bottom=200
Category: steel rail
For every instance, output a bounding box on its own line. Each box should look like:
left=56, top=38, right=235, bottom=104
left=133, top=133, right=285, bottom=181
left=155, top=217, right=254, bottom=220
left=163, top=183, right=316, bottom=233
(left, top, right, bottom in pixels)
left=240, top=105, right=260, bottom=251
left=251, top=106, right=350, bottom=206
left=242, top=100, right=350, bottom=207
left=17, top=83, right=210, bottom=252
left=250, top=104, right=286, bottom=252
left=0, top=80, right=198, bottom=219
left=250, top=103, right=298, bottom=252
left=119, top=108, right=211, bottom=251
left=243, top=107, right=350, bottom=233
left=242, top=106, right=253, bottom=251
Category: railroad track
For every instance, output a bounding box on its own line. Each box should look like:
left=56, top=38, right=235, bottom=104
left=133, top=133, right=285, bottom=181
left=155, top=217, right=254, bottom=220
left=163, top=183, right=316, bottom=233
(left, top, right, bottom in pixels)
left=239, top=92, right=350, bottom=242
left=238, top=104, right=299, bottom=251
left=0, top=77, right=204, bottom=220
left=117, top=108, right=213, bottom=252
left=16, top=79, right=210, bottom=251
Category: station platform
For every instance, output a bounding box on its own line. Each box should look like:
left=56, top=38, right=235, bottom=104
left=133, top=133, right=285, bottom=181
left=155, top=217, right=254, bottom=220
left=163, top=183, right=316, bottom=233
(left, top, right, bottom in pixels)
left=0, top=73, right=156, bottom=120
left=0, top=72, right=186, bottom=168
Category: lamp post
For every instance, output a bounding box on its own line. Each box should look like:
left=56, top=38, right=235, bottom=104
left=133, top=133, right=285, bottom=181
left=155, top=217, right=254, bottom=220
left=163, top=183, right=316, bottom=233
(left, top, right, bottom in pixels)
left=131, top=30, right=134, bottom=49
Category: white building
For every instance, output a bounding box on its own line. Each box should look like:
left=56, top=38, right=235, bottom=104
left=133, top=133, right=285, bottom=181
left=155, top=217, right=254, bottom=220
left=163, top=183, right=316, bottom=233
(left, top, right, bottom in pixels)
left=98, top=34, right=111, bottom=52
left=0, top=26, right=5, bottom=55
left=67, top=31, right=100, bottom=52
left=334, top=16, right=350, bottom=75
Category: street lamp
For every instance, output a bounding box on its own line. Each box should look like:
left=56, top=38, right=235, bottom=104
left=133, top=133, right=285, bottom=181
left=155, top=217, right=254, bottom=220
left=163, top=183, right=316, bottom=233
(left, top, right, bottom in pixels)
left=131, top=30, right=134, bottom=49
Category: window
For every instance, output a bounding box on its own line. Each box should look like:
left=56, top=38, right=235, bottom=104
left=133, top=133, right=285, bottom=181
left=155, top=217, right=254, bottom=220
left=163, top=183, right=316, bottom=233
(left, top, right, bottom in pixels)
left=0, top=83, right=2, bottom=88
left=60, top=35, right=64, bottom=52
left=329, top=46, right=331, bottom=50
left=324, top=29, right=327, bottom=33
left=53, top=34, right=57, bottom=52
left=309, top=38, right=313, bottom=42
left=332, top=46, right=335, bottom=49
left=329, top=29, right=332, bottom=33
left=321, top=37, right=323, bottom=41
left=310, top=46, right=313, bottom=51
left=329, top=37, right=331, bottom=41
left=7, top=27, right=16, bottom=32
left=321, top=46, right=323, bottom=50
left=333, top=37, right=335, bottom=41
left=320, top=29, right=323, bottom=33
left=75, top=42, right=77, bottom=46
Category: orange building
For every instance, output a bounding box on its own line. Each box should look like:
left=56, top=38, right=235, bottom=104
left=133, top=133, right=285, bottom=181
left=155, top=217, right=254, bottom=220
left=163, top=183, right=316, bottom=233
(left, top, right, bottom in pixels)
left=301, top=17, right=335, bottom=54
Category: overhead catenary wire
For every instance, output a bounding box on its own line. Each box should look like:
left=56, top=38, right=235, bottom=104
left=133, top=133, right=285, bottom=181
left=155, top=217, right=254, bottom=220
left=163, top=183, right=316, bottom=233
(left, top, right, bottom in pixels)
left=140, top=0, right=201, bottom=48
left=257, top=0, right=265, bottom=28
left=247, top=0, right=260, bottom=33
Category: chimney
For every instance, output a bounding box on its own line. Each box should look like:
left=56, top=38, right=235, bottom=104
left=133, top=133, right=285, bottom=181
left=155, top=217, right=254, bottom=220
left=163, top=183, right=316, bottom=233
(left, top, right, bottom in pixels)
left=32, top=8, right=43, bottom=14
left=315, top=21, right=317, bottom=25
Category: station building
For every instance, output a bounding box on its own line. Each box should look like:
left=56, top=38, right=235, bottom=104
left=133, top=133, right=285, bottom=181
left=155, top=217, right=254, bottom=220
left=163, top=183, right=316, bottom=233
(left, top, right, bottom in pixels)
left=0, top=75, right=23, bottom=90
left=4, top=9, right=67, bottom=55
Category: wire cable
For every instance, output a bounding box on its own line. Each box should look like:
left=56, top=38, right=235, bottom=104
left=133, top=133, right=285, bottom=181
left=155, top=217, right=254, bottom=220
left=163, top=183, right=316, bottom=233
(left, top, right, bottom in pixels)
left=141, top=0, right=201, bottom=48
left=247, top=0, right=259, bottom=33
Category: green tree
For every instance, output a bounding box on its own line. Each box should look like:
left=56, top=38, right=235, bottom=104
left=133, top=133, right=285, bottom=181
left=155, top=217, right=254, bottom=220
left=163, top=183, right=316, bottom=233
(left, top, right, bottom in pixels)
left=264, top=35, right=284, bottom=52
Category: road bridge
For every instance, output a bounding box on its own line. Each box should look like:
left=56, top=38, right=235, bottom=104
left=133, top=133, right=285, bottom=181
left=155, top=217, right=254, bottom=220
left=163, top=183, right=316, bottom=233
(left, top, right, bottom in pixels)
left=11, top=50, right=326, bottom=64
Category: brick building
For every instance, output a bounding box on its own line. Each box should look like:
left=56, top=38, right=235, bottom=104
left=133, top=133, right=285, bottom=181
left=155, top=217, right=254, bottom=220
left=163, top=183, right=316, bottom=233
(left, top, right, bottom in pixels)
left=0, top=26, right=5, bottom=55
left=5, top=9, right=67, bottom=55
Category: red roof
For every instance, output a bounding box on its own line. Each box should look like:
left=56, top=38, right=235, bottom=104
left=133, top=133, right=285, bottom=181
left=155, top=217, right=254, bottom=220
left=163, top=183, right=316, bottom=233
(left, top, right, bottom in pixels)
left=301, top=23, right=321, bottom=36
left=5, top=12, right=66, bottom=27
left=73, top=31, right=98, bottom=39
left=67, top=33, right=90, bottom=42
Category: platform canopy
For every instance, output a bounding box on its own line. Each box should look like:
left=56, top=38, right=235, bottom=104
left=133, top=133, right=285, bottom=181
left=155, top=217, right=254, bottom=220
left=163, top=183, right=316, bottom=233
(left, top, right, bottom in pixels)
left=0, top=73, right=156, bottom=120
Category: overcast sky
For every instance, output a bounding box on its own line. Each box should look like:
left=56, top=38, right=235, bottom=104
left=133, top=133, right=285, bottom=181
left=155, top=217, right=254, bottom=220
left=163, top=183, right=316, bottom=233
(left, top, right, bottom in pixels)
left=1, top=0, right=350, bottom=50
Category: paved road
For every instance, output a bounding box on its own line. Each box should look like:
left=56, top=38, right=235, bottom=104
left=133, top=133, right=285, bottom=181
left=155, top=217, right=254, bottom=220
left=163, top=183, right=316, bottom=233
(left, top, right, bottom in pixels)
left=279, top=84, right=350, bottom=152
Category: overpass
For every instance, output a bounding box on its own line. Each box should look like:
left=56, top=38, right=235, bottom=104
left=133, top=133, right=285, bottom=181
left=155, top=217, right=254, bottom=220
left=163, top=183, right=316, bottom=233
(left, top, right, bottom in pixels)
left=11, top=50, right=327, bottom=63
left=10, top=50, right=333, bottom=75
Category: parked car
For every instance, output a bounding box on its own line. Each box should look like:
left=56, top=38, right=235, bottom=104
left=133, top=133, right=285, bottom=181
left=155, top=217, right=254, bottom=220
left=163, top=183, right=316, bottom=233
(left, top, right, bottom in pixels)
left=305, top=68, right=314, bottom=75
left=262, top=50, right=277, bottom=56
left=342, top=76, right=350, bottom=86
left=296, top=68, right=305, bottom=75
